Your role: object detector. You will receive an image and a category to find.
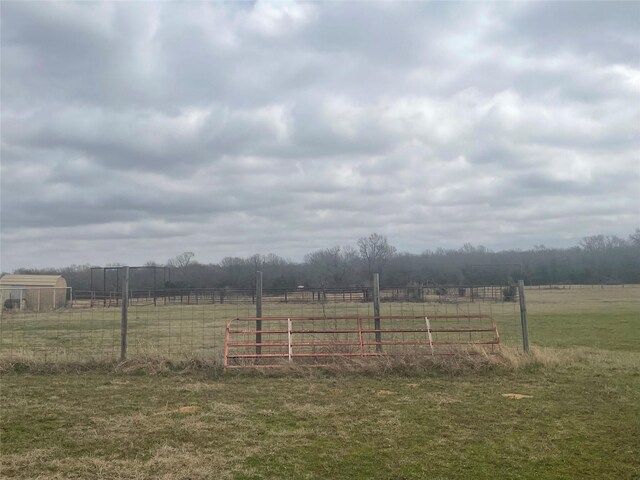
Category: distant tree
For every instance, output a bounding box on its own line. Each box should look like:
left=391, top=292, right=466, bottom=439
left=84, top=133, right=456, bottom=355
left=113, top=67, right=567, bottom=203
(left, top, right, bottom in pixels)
left=11, top=230, right=640, bottom=291
left=263, top=253, right=287, bottom=266
left=218, top=256, right=251, bottom=288
left=579, top=235, right=626, bottom=251
left=357, top=233, right=397, bottom=276
left=167, top=252, right=195, bottom=282
left=459, top=243, right=487, bottom=254
left=605, top=236, right=627, bottom=248
left=579, top=235, right=607, bottom=251
left=304, top=246, right=359, bottom=286
left=219, top=256, right=244, bottom=268
left=248, top=254, right=263, bottom=272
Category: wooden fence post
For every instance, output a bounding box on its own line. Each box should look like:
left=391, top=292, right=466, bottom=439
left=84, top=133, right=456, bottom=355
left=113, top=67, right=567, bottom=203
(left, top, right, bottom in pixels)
left=120, top=266, right=130, bottom=362
left=517, top=280, right=529, bottom=352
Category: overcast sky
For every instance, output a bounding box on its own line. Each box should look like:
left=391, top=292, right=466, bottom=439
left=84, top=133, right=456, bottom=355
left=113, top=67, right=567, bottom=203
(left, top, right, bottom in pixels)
left=1, top=1, right=639, bottom=271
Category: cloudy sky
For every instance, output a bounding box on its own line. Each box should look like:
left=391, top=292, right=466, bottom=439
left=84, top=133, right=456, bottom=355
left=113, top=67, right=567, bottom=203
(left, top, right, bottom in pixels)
left=1, top=1, right=639, bottom=271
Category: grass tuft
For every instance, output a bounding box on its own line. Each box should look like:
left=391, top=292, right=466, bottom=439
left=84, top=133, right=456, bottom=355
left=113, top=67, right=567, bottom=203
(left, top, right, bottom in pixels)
left=3, top=346, right=637, bottom=377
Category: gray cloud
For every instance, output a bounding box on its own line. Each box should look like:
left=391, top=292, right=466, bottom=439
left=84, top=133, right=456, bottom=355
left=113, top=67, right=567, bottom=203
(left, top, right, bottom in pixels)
left=1, top=1, right=639, bottom=270
left=502, top=2, right=640, bottom=65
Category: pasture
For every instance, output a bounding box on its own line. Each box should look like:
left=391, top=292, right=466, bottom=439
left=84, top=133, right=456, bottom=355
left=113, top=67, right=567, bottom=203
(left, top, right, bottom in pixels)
left=1, top=286, right=639, bottom=479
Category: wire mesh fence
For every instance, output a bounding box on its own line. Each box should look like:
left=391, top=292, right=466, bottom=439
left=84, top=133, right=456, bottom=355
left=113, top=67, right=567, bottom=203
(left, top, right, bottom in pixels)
left=1, top=287, right=71, bottom=312
left=0, top=283, right=525, bottom=364
left=0, top=305, right=120, bottom=363
left=72, top=284, right=514, bottom=307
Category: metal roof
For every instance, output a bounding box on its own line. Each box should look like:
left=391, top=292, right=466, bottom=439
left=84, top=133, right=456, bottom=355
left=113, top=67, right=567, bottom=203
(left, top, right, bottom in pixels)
left=0, top=274, right=65, bottom=287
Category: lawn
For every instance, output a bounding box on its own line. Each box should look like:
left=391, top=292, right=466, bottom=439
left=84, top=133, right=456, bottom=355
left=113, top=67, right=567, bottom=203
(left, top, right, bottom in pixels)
left=525, top=285, right=640, bottom=351
left=1, top=352, right=639, bottom=479
left=1, top=285, right=639, bottom=479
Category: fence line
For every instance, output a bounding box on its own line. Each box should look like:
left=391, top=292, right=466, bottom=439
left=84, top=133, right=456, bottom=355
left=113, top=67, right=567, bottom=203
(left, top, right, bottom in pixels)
left=527, top=284, right=629, bottom=290
left=70, top=284, right=517, bottom=309
left=0, top=275, right=526, bottom=364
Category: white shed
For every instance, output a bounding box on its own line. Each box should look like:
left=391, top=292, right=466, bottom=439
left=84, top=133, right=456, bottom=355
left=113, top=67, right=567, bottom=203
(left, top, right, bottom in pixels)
left=0, top=274, right=68, bottom=311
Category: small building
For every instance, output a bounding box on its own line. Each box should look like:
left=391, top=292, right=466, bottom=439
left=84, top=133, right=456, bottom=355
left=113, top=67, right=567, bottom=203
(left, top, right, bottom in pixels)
left=0, top=274, right=68, bottom=311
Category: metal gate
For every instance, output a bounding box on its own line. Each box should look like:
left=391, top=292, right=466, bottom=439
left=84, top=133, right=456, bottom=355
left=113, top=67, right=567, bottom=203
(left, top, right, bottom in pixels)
left=224, top=314, right=500, bottom=368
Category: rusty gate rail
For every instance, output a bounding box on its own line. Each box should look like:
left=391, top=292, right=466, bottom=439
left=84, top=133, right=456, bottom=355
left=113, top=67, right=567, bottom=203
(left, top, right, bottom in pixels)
left=224, top=315, right=501, bottom=369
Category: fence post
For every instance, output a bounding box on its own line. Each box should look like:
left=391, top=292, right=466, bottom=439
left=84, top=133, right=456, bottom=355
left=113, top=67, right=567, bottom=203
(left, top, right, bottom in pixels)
left=517, top=280, right=529, bottom=352
left=120, top=266, right=130, bottom=362
left=373, top=273, right=381, bottom=352
left=256, top=271, right=263, bottom=355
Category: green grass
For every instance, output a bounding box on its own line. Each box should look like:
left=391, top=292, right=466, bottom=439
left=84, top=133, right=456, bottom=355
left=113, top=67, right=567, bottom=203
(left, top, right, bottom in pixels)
left=1, top=285, right=639, bottom=479
left=529, top=310, right=640, bottom=351
left=525, top=285, right=640, bottom=351
left=2, top=351, right=639, bottom=479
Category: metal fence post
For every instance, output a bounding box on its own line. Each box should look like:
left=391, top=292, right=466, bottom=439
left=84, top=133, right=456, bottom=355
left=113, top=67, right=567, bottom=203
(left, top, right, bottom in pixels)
left=120, top=266, right=130, bottom=362
left=373, top=273, right=381, bottom=352
left=517, top=280, right=529, bottom=352
left=256, top=271, right=263, bottom=355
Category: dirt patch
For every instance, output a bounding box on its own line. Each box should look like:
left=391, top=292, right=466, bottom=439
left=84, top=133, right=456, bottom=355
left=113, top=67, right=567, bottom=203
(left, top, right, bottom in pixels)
left=376, top=390, right=395, bottom=396
left=502, top=393, right=532, bottom=400
left=177, top=405, right=199, bottom=413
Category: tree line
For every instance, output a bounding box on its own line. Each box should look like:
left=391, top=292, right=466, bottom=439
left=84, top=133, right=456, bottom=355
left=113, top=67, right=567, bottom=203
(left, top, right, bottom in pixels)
left=10, top=230, right=640, bottom=291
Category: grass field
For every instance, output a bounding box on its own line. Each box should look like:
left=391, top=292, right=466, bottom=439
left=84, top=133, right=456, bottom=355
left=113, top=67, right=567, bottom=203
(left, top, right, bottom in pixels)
left=525, top=285, right=640, bottom=351
left=1, top=286, right=639, bottom=479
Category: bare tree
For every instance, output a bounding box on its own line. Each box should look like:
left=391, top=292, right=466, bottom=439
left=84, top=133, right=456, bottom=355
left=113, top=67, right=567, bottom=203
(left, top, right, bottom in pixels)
left=579, top=235, right=626, bottom=251
left=167, top=252, right=195, bottom=282
left=304, top=246, right=358, bottom=286
left=629, top=229, right=640, bottom=246
left=248, top=254, right=263, bottom=272
left=357, top=233, right=397, bottom=276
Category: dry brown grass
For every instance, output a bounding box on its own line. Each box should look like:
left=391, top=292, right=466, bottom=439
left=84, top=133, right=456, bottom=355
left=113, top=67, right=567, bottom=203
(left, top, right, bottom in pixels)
left=3, top=345, right=637, bottom=377
left=3, top=345, right=639, bottom=479
left=1, top=445, right=255, bottom=480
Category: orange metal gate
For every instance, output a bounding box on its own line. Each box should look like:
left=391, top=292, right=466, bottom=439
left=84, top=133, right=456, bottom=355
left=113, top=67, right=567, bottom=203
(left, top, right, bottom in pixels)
left=224, top=315, right=500, bottom=368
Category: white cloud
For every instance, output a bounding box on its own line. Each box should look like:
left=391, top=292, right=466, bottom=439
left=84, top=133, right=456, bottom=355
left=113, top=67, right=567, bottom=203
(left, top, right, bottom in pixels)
left=1, top=1, right=639, bottom=270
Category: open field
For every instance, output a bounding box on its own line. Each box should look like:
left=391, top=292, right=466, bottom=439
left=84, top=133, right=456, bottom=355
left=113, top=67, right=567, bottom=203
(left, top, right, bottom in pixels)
left=1, top=286, right=639, bottom=478
left=2, top=350, right=639, bottom=479
left=525, top=285, right=640, bottom=351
